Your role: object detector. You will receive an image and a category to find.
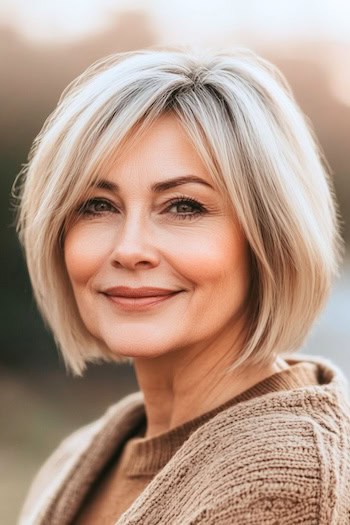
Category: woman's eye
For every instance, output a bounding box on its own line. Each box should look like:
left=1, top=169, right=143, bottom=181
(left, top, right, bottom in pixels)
left=166, top=197, right=206, bottom=220
left=75, top=196, right=207, bottom=220
left=77, top=198, right=115, bottom=216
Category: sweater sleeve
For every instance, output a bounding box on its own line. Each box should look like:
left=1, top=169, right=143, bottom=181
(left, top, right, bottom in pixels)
left=18, top=419, right=100, bottom=524
left=190, top=414, right=338, bottom=525
left=18, top=393, right=144, bottom=525
left=201, top=483, right=320, bottom=524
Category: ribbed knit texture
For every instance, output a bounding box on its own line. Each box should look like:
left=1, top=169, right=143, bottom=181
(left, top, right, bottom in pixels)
left=18, top=353, right=350, bottom=525
left=73, top=360, right=320, bottom=524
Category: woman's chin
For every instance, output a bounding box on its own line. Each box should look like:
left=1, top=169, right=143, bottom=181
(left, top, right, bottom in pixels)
left=103, top=342, right=173, bottom=361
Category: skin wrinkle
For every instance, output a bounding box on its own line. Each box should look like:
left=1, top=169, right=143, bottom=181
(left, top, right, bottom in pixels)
left=64, top=114, right=288, bottom=438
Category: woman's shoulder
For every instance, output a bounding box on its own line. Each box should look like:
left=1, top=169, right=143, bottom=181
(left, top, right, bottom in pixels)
left=211, top=354, right=350, bottom=441
left=126, top=388, right=350, bottom=524
left=192, top=371, right=350, bottom=468
left=193, top=383, right=350, bottom=521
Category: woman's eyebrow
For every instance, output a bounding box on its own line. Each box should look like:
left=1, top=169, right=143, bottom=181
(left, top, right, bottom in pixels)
left=93, top=175, right=215, bottom=193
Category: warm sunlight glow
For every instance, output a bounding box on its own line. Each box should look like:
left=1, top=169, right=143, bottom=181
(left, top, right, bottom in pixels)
left=1, top=0, right=350, bottom=44
left=329, top=50, right=350, bottom=107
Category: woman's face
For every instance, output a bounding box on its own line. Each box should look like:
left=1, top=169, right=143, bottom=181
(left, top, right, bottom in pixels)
left=64, top=113, right=250, bottom=360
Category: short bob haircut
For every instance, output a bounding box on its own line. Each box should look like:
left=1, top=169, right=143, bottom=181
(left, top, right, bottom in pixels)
left=15, top=47, right=343, bottom=376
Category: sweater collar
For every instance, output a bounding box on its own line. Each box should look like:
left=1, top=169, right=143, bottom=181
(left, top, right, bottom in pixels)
left=119, top=359, right=321, bottom=477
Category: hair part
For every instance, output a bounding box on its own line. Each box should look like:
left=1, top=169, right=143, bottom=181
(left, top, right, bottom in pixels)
left=14, top=47, right=344, bottom=375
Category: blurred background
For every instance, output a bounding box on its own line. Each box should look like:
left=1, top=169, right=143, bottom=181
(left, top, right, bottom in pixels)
left=1, top=0, right=350, bottom=522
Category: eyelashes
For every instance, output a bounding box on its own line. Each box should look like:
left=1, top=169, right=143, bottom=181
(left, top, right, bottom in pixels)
left=76, top=194, right=208, bottom=221
left=166, top=195, right=207, bottom=220
left=77, top=198, right=114, bottom=216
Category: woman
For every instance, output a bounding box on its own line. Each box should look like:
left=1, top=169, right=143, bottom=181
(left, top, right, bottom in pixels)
left=16, top=48, right=350, bottom=524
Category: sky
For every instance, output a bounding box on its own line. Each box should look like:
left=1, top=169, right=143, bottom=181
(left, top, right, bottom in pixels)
left=1, top=0, right=350, bottom=45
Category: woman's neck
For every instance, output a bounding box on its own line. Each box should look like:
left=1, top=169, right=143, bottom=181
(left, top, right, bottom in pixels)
left=133, top=338, right=289, bottom=439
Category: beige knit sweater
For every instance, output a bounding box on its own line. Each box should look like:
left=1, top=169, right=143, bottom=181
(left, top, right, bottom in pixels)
left=19, top=353, right=350, bottom=524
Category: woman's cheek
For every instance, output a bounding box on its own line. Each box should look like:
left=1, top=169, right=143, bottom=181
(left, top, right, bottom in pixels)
left=64, top=224, right=114, bottom=285
left=169, top=224, right=245, bottom=280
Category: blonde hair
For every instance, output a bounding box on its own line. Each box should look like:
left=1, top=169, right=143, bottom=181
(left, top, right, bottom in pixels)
left=14, top=47, right=343, bottom=376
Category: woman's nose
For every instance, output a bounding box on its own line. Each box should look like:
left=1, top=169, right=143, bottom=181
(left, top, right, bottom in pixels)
left=109, top=213, right=160, bottom=270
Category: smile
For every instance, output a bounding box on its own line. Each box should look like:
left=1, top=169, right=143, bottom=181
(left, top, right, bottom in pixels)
left=104, top=291, right=182, bottom=311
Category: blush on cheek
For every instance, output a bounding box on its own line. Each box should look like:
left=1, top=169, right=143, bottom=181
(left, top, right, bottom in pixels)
left=64, top=225, right=113, bottom=285
left=181, top=228, right=250, bottom=321
left=176, top=229, right=247, bottom=284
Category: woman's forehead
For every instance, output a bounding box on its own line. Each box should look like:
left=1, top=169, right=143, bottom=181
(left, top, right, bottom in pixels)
left=92, top=114, right=219, bottom=191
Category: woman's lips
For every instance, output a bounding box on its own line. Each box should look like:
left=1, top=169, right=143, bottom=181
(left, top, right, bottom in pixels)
left=104, top=292, right=181, bottom=311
